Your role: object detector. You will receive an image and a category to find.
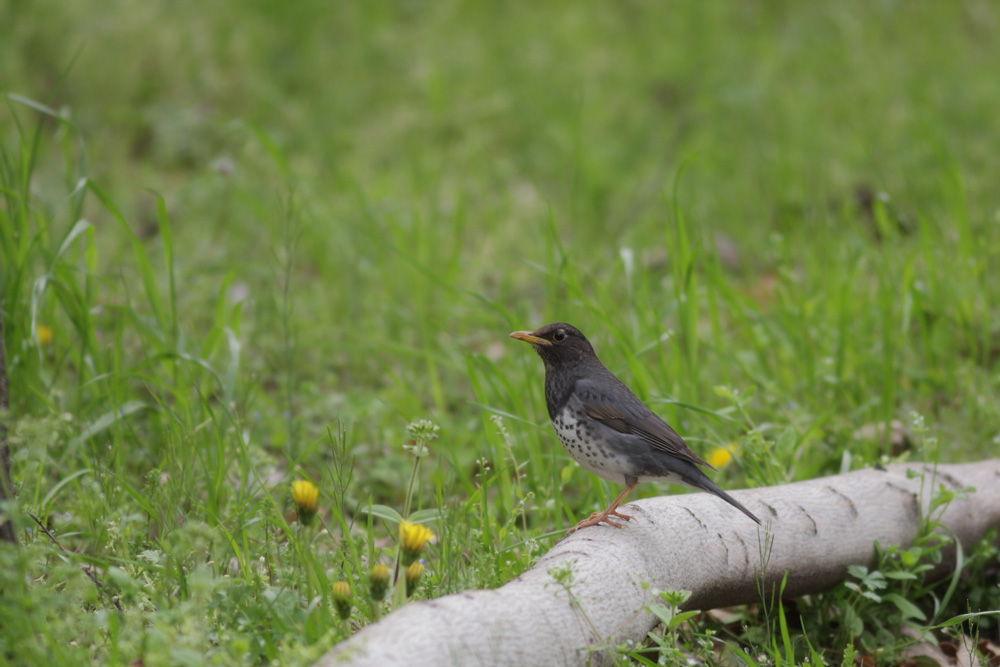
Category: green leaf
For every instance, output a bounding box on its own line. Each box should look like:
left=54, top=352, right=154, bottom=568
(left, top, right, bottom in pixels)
left=647, top=603, right=673, bottom=626
left=900, top=549, right=919, bottom=568
left=712, top=385, right=736, bottom=400
left=53, top=218, right=93, bottom=264
left=363, top=504, right=403, bottom=524
left=776, top=427, right=797, bottom=458
left=883, top=593, right=926, bottom=621
left=651, top=399, right=741, bottom=425
left=659, top=589, right=692, bottom=607
left=70, top=401, right=147, bottom=446
left=41, top=468, right=93, bottom=511
left=929, top=485, right=955, bottom=512
left=778, top=595, right=794, bottom=664
left=842, top=603, right=863, bottom=636
left=930, top=610, right=1000, bottom=629
left=934, top=539, right=964, bottom=624
left=668, top=610, right=699, bottom=630
left=560, top=464, right=575, bottom=486
left=151, top=190, right=178, bottom=345
left=407, top=509, right=446, bottom=524
left=89, top=181, right=165, bottom=329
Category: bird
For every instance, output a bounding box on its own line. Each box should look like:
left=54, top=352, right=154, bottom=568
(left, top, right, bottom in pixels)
left=510, top=322, right=761, bottom=533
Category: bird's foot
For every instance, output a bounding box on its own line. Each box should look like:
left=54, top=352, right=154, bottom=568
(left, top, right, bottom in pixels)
left=568, top=507, right=634, bottom=533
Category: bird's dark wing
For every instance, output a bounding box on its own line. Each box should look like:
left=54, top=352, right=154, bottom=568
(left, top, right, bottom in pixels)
left=577, top=380, right=713, bottom=470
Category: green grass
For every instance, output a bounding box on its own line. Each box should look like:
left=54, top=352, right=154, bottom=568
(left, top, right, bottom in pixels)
left=3, top=1, right=1000, bottom=664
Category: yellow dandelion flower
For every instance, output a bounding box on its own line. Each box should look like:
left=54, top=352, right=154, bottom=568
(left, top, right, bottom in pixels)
left=399, top=521, right=434, bottom=565
left=36, top=325, right=54, bottom=347
left=291, top=480, right=319, bottom=525
left=706, top=445, right=734, bottom=469
left=331, top=580, right=352, bottom=620
left=405, top=561, right=423, bottom=597
left=370, top=564, right=391, bottom=601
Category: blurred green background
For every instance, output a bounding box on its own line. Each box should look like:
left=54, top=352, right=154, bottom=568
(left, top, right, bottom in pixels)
left=3, top=1, right=999, bottom=664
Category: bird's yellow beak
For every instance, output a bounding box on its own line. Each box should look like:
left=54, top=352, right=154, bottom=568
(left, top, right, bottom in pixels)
left=510, top=330, right=551, bottom=346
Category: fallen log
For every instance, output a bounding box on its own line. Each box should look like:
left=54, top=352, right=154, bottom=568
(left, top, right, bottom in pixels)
left=321, top=460, right=1000, bottom=666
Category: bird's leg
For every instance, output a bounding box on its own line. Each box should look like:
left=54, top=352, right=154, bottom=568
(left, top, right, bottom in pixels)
left=569, top=480, right=640, bottom=533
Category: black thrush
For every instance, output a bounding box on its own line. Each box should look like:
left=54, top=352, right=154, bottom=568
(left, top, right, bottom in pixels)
left=511, top=322, right=761, bottom=533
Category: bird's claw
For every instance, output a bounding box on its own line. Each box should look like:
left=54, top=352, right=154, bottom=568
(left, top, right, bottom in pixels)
left=568, top=508, right=634, bottom=533
left=608, top=508, right=633, bottom=522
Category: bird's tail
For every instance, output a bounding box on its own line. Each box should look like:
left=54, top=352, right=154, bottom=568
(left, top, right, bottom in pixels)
left=687, top=472, right=762, bottom=525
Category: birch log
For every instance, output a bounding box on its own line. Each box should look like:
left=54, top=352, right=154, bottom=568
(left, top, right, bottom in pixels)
left=321, top=461, right=1000, bottom=667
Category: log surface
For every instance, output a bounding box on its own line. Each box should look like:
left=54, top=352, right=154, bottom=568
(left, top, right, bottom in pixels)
left=321, top=461, right=1000, bottom=667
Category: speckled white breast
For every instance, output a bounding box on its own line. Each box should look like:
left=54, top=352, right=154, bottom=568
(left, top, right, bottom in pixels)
left=551, top=405, right=628, bottom=483
left=551, top=400, right=690, bottom=487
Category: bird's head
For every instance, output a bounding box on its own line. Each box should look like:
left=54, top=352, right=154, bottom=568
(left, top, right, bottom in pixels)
left=509, top=322, right=596, bottom=367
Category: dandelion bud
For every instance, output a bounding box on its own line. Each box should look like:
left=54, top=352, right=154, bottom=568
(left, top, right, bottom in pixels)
left=331, top=580, right=352, bottom=620
left=291, top=480, right=319, bottom=525
left=370, top=564, right=391, bottom=601
left=405, top=561, right=423, bottom=597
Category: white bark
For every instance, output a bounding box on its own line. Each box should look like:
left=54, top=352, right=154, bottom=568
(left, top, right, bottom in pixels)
left=321, top=461, right=1000, bottom=667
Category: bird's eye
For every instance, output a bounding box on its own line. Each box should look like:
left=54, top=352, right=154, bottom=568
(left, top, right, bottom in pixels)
left=554, top=329, right=566, bottom=341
